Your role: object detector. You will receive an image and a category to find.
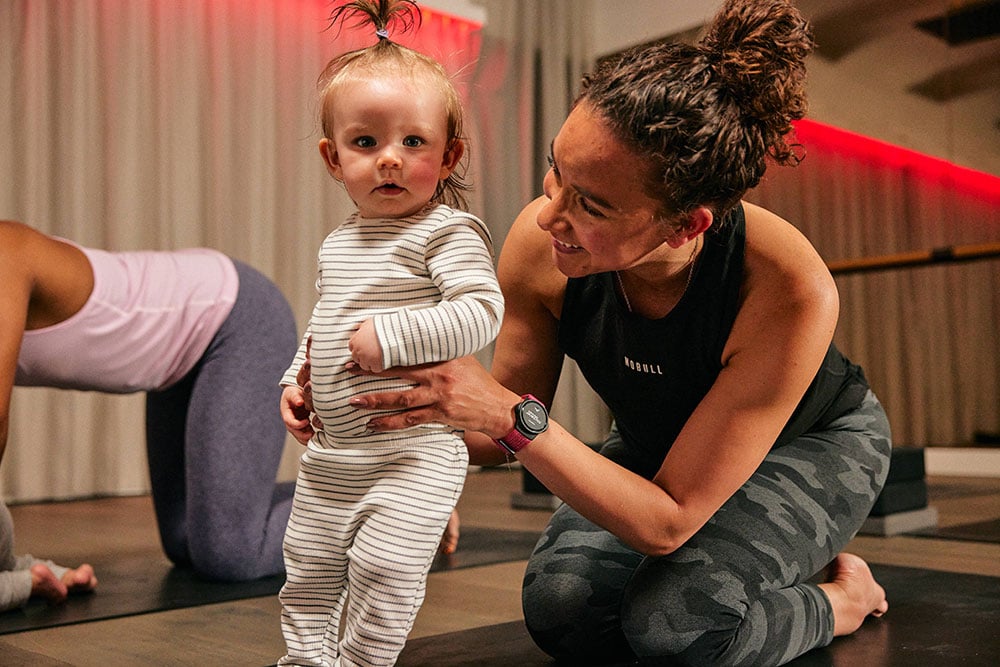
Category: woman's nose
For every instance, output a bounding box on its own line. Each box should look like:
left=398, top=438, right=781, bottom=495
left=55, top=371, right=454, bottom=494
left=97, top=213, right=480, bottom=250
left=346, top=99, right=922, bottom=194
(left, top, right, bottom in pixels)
left=538, top=183, right=568, bottom=232
left=536, top=196, right=569, bottom=232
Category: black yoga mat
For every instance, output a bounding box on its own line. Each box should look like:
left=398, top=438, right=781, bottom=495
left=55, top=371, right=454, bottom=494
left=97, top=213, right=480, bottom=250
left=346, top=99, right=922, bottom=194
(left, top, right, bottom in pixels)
left=397, top=564, right=1000, bottom=667
left=0, top=526, right=541, bottom=635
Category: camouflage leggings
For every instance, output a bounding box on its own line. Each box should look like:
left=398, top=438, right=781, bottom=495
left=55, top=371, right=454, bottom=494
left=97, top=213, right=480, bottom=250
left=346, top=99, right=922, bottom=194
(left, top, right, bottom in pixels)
left=522, top=390, right=891, bottom=667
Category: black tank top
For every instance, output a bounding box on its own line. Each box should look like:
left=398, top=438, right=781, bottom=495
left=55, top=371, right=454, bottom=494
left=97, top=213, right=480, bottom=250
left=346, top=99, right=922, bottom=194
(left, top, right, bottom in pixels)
left=558, top=205, right=870, bottom=479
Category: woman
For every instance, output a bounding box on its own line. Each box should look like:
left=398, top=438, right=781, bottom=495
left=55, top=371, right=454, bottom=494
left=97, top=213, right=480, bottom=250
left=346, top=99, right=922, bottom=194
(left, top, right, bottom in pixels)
left=337, top=0, right=891, bottom=664
left=1, top=218, right=298, bottom=600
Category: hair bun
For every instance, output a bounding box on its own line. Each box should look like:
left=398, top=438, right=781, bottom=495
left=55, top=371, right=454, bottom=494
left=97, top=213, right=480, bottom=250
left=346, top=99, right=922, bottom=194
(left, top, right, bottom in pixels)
left=700, top=0, right=815, bottom=124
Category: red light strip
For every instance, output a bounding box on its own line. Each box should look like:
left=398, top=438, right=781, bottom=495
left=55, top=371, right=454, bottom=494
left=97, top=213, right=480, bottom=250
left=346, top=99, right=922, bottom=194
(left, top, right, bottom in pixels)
left=793, top=118, right=1000, bottom=202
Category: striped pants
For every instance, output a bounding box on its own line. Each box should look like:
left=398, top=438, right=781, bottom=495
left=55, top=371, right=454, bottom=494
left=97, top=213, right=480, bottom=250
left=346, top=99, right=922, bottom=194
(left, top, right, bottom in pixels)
left=278, top=434, right=468, bottom=667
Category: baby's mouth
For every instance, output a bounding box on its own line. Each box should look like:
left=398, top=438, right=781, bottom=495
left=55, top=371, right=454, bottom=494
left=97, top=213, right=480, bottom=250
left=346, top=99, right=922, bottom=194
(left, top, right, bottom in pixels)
left=376, top=182, right=404, bottom=194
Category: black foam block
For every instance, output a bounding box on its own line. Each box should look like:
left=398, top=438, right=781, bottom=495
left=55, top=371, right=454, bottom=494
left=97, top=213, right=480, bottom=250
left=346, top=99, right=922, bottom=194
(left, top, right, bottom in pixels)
left=870, top=478, right=928, bottom=516
left=885, top=447, right=926, bottom=483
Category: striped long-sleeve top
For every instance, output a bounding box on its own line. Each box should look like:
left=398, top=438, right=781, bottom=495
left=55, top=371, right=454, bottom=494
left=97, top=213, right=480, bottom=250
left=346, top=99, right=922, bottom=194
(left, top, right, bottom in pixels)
left=281, top=204, right=504, bottom=448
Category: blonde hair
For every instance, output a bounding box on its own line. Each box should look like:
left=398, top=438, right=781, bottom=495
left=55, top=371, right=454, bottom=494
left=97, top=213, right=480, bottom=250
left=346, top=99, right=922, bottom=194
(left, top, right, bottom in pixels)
left=319, top=1, right=470, bottom=208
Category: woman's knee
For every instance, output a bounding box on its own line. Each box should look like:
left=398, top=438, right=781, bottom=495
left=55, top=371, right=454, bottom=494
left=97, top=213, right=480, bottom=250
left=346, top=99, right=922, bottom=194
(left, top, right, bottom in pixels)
left=521, top=527, right=641, bottom=661
left=186, top=527, right=272, bottom=581
left=620, top=556, right=743, bottom=666
left=523, top=578, right=632, bottom=663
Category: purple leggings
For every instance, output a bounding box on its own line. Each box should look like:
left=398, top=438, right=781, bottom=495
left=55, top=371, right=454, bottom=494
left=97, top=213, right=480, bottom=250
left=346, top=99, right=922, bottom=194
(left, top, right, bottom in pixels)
left=145, top=260, right=298, bottom=581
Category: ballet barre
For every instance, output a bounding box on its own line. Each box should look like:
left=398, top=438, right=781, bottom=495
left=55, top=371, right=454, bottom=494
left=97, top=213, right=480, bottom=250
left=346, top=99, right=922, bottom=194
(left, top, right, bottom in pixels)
left=827, top=241, right=1000, bottom=275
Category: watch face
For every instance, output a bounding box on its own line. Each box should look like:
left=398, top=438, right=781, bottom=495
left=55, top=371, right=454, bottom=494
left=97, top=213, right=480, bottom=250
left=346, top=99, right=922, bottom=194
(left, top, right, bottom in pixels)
left=518, top=400, right=549, bottom=435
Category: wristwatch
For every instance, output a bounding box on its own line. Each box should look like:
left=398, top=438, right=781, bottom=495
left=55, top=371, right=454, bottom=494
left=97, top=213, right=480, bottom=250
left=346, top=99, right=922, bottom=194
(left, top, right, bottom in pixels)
left=493, top=394, right=549, bottom=455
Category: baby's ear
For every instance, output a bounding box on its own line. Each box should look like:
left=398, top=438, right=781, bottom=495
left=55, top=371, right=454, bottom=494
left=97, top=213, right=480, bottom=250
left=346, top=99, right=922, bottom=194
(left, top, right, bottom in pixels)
left=318, top=138, right=343, bottom=181
left=439, top=138, right=465, bottom=178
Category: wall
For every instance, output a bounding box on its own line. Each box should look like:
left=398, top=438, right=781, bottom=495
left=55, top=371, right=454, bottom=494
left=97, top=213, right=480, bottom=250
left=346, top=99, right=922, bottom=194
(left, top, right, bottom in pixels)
left=589, top=0, right=1000, bottom=179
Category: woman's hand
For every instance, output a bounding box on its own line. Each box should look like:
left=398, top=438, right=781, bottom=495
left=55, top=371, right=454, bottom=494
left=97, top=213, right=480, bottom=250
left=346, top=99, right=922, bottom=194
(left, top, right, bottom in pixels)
left=347, top=356, right=519, bottom=439
left=31, top=562, right=98, bottom=605
left=438, top=509, right=460, bottom=555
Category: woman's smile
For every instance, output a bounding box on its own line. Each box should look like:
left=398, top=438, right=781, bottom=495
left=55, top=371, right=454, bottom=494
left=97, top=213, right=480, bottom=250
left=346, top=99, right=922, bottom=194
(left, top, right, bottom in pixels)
left=552, top=237, right=583, bottom=253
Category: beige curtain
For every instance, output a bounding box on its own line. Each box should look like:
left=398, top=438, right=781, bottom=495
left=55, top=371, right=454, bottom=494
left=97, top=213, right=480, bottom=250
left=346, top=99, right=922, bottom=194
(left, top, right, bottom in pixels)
left=0, top=0, right=481, bottom=502
left=749, top=121, right=1000, bottom=447
left=469, top=0, right=611, bottom=445
left=0, top=0, right=605, bottom=503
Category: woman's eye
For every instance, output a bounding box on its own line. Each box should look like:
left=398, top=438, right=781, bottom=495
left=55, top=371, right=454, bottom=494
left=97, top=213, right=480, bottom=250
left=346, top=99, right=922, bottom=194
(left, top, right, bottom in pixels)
left=579, top=198, right=604, bottom=218
left=546, top=154, right=559, bottom=175
left=403, top=136, right=424, bottom=148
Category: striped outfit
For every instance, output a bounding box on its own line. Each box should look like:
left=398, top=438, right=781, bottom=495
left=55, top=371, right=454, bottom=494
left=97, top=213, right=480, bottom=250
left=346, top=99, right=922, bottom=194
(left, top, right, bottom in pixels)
left=278, top=204, right=503, bottom=667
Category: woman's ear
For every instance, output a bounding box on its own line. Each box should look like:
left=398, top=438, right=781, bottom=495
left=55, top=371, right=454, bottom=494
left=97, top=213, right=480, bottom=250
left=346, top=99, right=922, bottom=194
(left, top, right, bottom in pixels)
left=439, top=139, right=465, bottom=179
left=668, top=206, right=713, bottom=248
left=318, top=138, right=343, bottom=181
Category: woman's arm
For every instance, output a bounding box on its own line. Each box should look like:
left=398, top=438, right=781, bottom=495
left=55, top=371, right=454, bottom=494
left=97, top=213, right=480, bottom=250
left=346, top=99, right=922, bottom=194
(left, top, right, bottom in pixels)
left=0, top=223, right=36, bottom=464
left=0, top=221, right=94, bottom=465
left=515, top=204, right=838, bottom=553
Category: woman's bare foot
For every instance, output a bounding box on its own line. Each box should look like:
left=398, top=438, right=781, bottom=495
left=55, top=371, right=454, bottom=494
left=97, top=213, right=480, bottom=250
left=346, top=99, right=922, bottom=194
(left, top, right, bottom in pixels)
left=30, top=563, right=98, bottom=605
left=818, top=553, right=888, bottom=636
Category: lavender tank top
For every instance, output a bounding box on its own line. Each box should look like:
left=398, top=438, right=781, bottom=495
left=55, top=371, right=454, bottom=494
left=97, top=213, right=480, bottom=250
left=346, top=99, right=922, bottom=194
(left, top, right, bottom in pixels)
left=16, top=242, right=238, bottom=393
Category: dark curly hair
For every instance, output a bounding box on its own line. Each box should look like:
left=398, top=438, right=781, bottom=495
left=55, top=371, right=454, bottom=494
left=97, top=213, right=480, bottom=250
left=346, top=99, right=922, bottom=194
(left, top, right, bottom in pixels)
left=577, top=0, right=816, bottom=219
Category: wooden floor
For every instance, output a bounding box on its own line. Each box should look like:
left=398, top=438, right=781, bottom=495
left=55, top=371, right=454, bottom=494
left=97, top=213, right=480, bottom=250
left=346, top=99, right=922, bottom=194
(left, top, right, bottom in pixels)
left=3, top=466, right=1000, bottom=666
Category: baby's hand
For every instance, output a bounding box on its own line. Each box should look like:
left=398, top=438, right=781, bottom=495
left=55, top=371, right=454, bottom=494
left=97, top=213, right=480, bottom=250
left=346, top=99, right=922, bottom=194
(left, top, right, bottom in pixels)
left=349, top=319, right=385, bottom=372
left=31, top=562, right=97, bottom=605
left=280, top=385, right=315, bottom=445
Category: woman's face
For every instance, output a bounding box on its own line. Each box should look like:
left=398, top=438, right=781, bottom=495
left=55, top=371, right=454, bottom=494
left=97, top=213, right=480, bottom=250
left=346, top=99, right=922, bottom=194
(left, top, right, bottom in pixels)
left=537, top=102, right=675, bottom=278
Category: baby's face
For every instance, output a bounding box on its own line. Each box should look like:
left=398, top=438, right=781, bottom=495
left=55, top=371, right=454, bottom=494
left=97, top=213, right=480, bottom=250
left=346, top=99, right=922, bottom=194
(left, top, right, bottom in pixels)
left=321, top=75, right=457, bottom=219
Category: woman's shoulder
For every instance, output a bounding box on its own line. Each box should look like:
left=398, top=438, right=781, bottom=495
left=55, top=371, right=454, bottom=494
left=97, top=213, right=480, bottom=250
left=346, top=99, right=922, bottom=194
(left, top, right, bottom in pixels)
left=741, top=201, right=832, bottom=292
left=737, top=200, right=838, bottom=335
left=0, top=220, right=65, bottom=268
left=0, top=219, right=36, bottom=247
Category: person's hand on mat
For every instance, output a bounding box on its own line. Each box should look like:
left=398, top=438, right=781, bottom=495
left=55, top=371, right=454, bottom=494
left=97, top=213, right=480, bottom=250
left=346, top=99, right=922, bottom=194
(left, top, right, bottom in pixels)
left=31, top=562, right=97, bottom=605
left=438, top=509, right=460, bottom=555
